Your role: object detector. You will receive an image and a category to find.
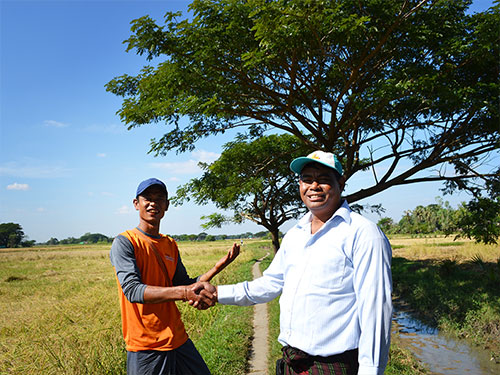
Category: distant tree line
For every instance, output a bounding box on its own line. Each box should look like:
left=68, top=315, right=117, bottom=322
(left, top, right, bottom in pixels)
left=0, top=224, right=282, bottom=248
left=171, top=231, right=280, bottom=242
left=50, top=232, right=114, bottom=246
left=377, top=197, right=499, bottom=245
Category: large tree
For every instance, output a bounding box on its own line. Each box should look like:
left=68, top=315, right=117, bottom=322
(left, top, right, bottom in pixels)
left=173, top=134, right=312, bottom=252
left=106, top=0, right=499, bottom=203
left=0, top=223, right=25, bottom=248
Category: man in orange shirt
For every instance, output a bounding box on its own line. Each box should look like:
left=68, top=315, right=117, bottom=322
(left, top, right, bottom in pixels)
left=110, top=178, right=239, bottom=375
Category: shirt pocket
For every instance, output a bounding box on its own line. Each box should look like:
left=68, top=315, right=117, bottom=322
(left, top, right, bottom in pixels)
left=307, top=246, right=346, bottom=290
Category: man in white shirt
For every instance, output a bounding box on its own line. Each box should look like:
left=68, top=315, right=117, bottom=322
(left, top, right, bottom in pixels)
left=216, top=151, right=393, bottom=375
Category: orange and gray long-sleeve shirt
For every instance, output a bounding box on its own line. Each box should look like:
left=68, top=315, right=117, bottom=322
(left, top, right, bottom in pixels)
left=110, top=227, right=198, bottom=352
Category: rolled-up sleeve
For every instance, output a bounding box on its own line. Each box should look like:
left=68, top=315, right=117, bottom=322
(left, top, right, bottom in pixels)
left=110, top=235, right=147, bottom=303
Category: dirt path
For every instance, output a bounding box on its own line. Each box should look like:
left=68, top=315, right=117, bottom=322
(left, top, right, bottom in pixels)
left=248, top=254, right=270, bottom=375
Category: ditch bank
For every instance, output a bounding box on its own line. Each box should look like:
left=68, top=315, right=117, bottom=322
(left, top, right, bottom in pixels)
left=392, top=301, right=499, bottom=374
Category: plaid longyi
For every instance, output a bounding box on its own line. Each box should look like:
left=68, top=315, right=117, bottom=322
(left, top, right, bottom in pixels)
left=281, top=346, right=359, bottom=375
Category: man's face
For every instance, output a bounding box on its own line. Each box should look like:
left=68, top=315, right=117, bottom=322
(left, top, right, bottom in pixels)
left=133, top=185, right=169, bottom=225
left=299, top=163, right=345, bottom=220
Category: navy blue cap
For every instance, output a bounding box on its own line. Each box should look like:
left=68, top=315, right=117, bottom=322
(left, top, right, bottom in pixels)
left=136, top=178, right=168, bottom=198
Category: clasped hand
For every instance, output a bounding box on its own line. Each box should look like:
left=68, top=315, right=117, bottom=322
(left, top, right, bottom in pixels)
left=186, top=281, right=217, bottom=310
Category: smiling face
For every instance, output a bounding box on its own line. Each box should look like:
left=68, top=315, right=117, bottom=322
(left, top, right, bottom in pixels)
left=133, top=185, right=169, bottom=230
left=299, top=162, right=345, bottom=222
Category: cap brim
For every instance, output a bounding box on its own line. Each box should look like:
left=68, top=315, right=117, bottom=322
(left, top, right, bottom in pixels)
left=290, top=157, right=313, bottom=174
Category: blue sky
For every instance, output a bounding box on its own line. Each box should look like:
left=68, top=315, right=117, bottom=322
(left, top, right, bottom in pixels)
left=0, top=0, right=495, bottom=243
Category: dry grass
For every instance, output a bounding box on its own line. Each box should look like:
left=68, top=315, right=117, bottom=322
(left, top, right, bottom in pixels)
left=389, top=235, right=500, bottom=263
left=0, top=240, right=266, bottom=375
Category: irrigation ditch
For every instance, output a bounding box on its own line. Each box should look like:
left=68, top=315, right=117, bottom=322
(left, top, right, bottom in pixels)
left=392, top=300, right=499, bottom=374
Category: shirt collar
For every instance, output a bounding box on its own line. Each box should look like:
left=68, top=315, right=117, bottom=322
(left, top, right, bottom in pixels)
left=297, top=200, right=352, bottom=230
left=135, top=226, right=163, bottom=239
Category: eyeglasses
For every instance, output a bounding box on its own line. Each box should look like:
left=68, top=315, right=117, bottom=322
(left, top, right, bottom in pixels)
left=299, top=175, right=335, bottom=185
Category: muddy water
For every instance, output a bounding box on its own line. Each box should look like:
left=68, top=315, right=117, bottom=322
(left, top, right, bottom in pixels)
left=392, top=304, right=499, bottom=374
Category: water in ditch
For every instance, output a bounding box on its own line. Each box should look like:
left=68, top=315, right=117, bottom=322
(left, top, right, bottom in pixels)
left=392, top=303, right=499, bottom=374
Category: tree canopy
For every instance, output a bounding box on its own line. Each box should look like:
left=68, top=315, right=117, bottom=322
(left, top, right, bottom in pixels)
left=0, top=223, right=25, bottom=248
left=451, top=168, right=500, bottom=244
left=173, top=134, right=311, bottom=252
left=106, top=0, right=499, bottom=204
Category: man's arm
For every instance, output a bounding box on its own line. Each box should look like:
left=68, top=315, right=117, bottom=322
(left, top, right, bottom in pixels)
left=217, top=244, right=285, bottom=306
left=173, top=243, right=240, bottom=286
left=110, top=235, right=147, bottom=303
left=110, top=235, right=216, bottom=308
left=172, top=255, right=198, bottom=286
left=144, top=281, right=216, bottom=309
left=199, top=243, right=240, bottom=282
left=353, top=231, right=393, bottom=375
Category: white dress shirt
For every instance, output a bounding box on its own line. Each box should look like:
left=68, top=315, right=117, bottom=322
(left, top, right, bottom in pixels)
left=218, top=201, right=393, bottom=375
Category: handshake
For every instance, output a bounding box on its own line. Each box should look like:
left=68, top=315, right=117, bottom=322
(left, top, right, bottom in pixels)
left=179, top=242, right=239, bottom=310
left=185, top=281, right=218, bottom=310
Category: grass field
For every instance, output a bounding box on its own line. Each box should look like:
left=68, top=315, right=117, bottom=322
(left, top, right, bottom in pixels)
left=0, top=240, right=267, bottom=375
left=1, top=236, right=498, bottom=374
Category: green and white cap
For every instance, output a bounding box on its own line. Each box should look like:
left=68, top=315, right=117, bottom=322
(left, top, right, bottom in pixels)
left=290, top=150, right=343, bottom=175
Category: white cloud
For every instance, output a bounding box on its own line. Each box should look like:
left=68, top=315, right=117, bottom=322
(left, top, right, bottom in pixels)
left=97, top=153, right=107, bottom=158
left=44, top=120, right=69, bottom=128
left=36, top=207, right=46, bottom=212
left=151, top=159, right=200, bottom=174
left=0, top=159, right=71, bottom=178
left=192, top=150, right=220, bottom=163
left=6, top=182, right=29, bottom=190
left=117, top=205, right=134, bottom=215
left=150, top=150, right=221, bottom=175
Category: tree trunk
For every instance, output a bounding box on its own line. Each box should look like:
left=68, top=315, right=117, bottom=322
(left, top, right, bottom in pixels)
left=270, top=228, right=281, bottom=254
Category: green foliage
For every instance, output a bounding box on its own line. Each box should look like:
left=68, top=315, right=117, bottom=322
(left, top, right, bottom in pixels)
left=0, top=222, right=25, bottom=248
left=79, top=232, right=112, bottom=244
left=385, top=343, right=428, bottom=375
left=452, top=197, right=500, bottom=245
left=107, top=0, right=499, bottom=203
left=173, top=134, right=311, bottom=252
left=48, top=233, right=114, bottom=245
left=20, top=240, right=35, bottom=248
left=448, top=169, right=500, bottom=244
left=377, top=217, right=395, bottom=233
left=46, top=237, right=59, bottom=245
left=379, top=197, right=458, bottom=235
left=396, top=202, right=456, bottom=234
left=377, top=193, right=500, bottom=245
